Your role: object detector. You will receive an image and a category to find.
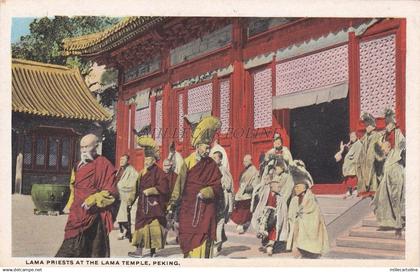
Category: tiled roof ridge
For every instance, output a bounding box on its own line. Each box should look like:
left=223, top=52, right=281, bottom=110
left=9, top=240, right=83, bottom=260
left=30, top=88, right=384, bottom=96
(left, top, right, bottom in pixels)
left=12, top=58, right=72, bottom=71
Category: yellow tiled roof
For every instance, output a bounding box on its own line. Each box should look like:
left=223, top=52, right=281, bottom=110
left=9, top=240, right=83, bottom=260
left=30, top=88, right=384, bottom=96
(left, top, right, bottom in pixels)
left=63, top=16, right=165, bottom=56
left=12, top=59, right=111, bottom=121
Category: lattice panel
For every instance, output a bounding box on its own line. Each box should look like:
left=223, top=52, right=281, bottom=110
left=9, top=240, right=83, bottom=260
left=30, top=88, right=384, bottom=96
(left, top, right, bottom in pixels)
left=23, top=137, right=32, bottom=166
left=359, top=34, right=396, bottom=117
left=48, top=137, right=58, bottom=167
left=220, top=79, right=230, bottom=134
left=178, top=94, right=184, bottom=141
left=61, top=138, right=70, bottom=168
left=253, top=68, right=272, bottom=128
left=35, top=138, right=45, bottom=166
left=155, top=100, right=163, bottom=145
left=135, top=107, right=151, bottom=131
left=276, top=45, right=349, bottom=96
left=187, top=83, right=213, bottom=114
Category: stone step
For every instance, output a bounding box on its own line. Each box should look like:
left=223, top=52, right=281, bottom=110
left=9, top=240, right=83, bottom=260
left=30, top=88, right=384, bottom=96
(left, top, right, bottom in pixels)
left=336, top=236, right=405, bottom=251
left=362, top=218, right=379, bottom=227
left=327, top=246, right=405, bottom=259
left=350, top=226, right=405, bottom=240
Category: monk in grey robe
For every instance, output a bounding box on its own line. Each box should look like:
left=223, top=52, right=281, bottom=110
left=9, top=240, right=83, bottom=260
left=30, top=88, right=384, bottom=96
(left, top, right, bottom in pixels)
left=210, top=139, right=230, bottom=171
left=335, top=132, right=363, bottom=197
left=231, top=154, right=259, bottom=234
left=287, top=166, right=329, bottom=259
left=264, top=133, right=293, bottom=167
left=293, top=160, right=314, bottom=188
left=254, top=155, right=294, bottom=256
left=372, top=141, right=405, bottom=237
left=115, top=154, right=139, bottom=240
left=164, top=142, right=187, bottom=244
left=381, top=108, right=405, bottom=166
left=252, top=133, right=294, bottom=215
left=212, top=151, right=233, bottom=256
left=356, top=112, right=382, bottom=195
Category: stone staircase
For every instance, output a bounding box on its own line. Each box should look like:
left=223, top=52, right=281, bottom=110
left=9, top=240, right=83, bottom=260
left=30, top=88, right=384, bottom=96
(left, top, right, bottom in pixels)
left=327, top=213, right=405, bottom=259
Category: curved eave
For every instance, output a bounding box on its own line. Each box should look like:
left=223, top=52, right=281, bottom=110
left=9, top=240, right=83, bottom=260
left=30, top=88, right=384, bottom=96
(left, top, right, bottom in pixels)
left=12, top=107, right=111, bottom=122
left=62, top=16, right=166, bottom=57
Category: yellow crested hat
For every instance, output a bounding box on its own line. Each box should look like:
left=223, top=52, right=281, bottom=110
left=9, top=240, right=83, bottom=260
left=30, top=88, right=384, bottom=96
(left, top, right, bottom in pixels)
left=191, top=116, right=221, bottom=147
left=137, top=135, right=159, bottom=158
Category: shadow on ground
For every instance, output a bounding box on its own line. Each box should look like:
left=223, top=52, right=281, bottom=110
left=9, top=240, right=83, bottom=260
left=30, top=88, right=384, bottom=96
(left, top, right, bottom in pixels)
left=156, top=246, right=183, bottom=257
left=220, top=245, right=251, bottom=256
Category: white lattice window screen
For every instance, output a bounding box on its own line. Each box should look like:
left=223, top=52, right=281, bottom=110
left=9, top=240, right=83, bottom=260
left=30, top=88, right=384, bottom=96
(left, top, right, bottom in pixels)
left=187, top=83, right=213, bottom=114
left=178, top=94, right=184, bottom=141
left=220, top=79, right=230, bottom=134
left=253, top=68, right=272, bottom=128
left=155, top=100, right=163, bottom=145
left=359, top=34, right=396, bottom=118
left=135, top=107, right=151, bottom=131
left=276, top=45, right=349, bottom=96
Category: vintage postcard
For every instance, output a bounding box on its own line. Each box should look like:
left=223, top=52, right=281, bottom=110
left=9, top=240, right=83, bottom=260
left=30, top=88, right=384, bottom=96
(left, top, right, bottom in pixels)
left=0, top=0, right=419, bottom=270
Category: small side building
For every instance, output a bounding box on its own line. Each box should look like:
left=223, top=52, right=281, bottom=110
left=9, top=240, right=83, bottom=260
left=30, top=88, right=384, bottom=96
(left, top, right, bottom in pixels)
left=12, top=59, right=111, bottom=194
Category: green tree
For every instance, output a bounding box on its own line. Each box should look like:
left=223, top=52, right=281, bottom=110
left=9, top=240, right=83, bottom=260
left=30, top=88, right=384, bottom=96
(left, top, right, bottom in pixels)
left=12, top=16, right=119, bottom=76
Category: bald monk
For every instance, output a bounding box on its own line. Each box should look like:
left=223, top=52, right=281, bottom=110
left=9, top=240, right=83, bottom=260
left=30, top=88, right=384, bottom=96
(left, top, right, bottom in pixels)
left=56, top=134, right=118, bottom=257
left=231, top=154, right=259, bottom=234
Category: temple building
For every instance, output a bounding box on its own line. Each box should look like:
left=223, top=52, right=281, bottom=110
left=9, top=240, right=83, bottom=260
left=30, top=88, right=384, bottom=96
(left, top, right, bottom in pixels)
left=63, top=17, right=406, bottom=193
left=12, top=59, right=111, bottom=194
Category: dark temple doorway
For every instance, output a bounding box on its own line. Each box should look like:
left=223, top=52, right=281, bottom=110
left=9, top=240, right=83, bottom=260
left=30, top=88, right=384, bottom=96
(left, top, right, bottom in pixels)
left=290, top=97, right=349, bottom=184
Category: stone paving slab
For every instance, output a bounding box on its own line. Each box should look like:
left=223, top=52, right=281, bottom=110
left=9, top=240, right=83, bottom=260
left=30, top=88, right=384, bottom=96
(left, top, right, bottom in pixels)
left=12, top=194, right=361, bottom=259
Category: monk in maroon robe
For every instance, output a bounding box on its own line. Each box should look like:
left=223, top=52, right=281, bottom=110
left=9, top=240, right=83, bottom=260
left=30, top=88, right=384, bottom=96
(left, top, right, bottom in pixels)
left=129, top=139, right=169, bottom=258
left=56, top=134, right=118, bottom=257
left=178, top=144, right=223, bottom=258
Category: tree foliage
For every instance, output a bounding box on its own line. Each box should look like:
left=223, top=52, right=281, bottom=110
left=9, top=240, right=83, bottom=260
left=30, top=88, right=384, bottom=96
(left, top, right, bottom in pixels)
left=12, top=16, right=119, bottom=76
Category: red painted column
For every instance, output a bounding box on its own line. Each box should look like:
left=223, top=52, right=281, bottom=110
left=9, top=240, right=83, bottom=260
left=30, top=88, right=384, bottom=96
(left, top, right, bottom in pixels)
left=128, top=103, right=136, bottom=160
left=161, top=47, right=173, bottom=160
left=115, top=70, right=126, bottom=165
left=115, top=99, right=125, bottom=164
left=396, top=19, right=406, bottom=134
left=162, top=82, right=172, bottom=160
left=348, top=31, right=361, bottom=134
left=212, top=75, right=221, bottom=118
left=182, top=88, right=189, bottom=157
left=230, top=18, right=246, bottom=191
left=121, top=102, right=130, bottom=160
left=150, top=96, right=157, bottom=166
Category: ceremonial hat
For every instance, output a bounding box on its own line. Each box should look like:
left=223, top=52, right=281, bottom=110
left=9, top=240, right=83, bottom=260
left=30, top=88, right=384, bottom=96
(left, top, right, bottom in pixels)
left=273, top=133, right=282, bottom=142
left=289, top=165, right=311, bottom=187
left=361, top=112, right=376, bottom=127
left=137, top=135, right=159, bottom=158
left=384, top=108, right=396, bottom=125
left=274, top=155, right=288, bottom=170
left=191, top=116, right=221, bottom=147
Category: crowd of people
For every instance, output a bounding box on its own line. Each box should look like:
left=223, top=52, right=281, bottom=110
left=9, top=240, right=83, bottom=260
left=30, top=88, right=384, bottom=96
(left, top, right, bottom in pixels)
left=54, top=108, right=405, bottom=259
left=334, top=109, right=406, bottom=237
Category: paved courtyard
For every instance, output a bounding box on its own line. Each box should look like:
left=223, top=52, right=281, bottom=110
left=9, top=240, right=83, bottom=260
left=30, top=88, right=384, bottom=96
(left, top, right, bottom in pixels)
left=12, top=193, right=359, bottom=258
